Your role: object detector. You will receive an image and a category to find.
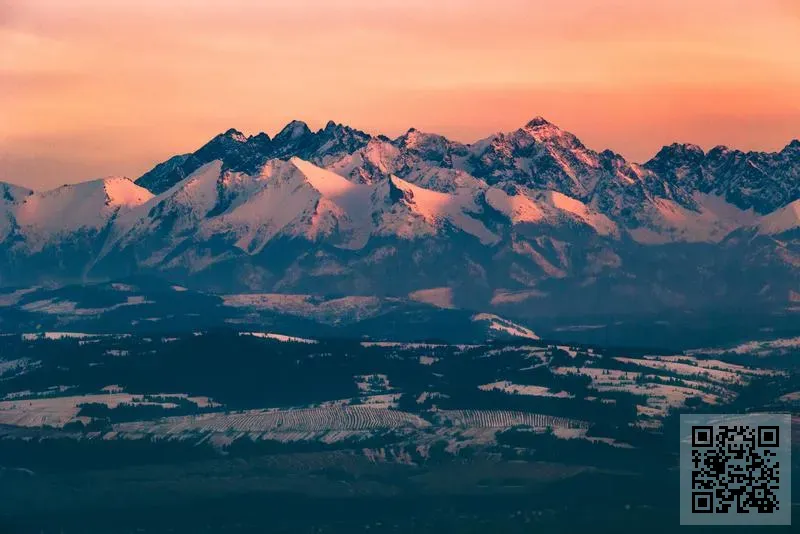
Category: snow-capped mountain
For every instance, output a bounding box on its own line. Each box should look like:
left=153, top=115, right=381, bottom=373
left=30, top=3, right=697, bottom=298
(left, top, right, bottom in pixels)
left=757, top=199, right=800, bottom=236
left=644, top=140, right=799, bottom=214
left=0, top=118, right=797, bottom=318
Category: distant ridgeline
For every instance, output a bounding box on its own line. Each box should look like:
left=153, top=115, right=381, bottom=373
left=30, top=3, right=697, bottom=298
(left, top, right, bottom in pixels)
left=0, top=118, right=797, bottom=320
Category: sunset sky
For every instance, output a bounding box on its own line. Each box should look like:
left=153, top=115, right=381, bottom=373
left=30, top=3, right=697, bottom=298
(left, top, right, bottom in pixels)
left=1, top=0, right=799, bottom=190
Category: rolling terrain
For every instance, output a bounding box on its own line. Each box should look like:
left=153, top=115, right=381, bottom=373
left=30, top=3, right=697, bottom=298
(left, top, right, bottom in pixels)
left=0, top=330, right=797, bottom=532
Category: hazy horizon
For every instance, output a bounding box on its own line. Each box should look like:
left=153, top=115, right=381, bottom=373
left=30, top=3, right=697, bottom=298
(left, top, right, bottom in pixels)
left=2, top=0, right=799, bottom=190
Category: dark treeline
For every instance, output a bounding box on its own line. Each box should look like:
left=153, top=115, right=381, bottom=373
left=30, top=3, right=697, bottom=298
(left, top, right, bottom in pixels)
left=0, top=331, right=643, bottom=429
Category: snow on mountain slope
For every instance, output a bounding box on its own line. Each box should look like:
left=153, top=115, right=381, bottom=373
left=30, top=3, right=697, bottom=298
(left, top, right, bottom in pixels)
left=485, top=186, right=546, bottom=224
left=471, top=313, right=539, bottom=340
left=114, top=158, right=367, bottom=259
left=627, top=193, right=760, bottom=244
left=321, top=138, right=405, bottom=184
left=758, top=199, right=800, bottom=235
left=408, top=167, right=486, bottom=194
left=13, top=177, right=152, bottom=252
left=387, top=175, right=499, bottom=245
left=484, top=185, right=617, bottom=236
left=546, top=191, right=618, bottom=236
left=408, top=287, right=455, bottom=309
left=1, top=182, right=33, bottom=203
left=112, top=160, right=225, bottom=246
left=290, top=157, right=373, bottom=216
left=105, top=157, right=502, bottom=271
left=2, top=118, right=797, bottom=316
left=0, top=182, right=33, bottom=241
left=208, top=157, right=374, bottom=252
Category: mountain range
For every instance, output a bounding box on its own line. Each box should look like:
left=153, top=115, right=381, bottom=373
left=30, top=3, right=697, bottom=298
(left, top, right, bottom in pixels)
left=1, top=117, right=798, bottom=320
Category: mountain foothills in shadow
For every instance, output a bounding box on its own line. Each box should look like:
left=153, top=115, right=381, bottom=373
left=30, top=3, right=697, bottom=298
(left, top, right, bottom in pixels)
left=0, top=118, right=797, bottom=320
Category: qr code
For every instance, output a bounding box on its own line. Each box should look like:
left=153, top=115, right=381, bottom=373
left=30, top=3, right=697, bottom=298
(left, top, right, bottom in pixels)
left=680, top=414, right=791, bottom=526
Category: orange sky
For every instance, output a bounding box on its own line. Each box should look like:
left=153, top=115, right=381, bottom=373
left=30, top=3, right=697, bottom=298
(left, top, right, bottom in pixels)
left=1, top=0, right=799, bottom=190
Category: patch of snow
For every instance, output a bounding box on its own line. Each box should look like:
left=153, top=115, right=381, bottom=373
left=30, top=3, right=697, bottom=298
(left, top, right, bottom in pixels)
left=20, top=295, right=152, bottom=316
left=22, top=332, right=98, bottom=340
left=0, top=392, right=213, bottom=428
left=14, top=177, right=152, bottom=252
left=478, top=381, right=573, bottom=398
left=779, top=391, right=800, bottom=403
left=110, top=283, right=137, bottom=291
left=555, top=345, right=579, bottom=358
left=238, top=331, right=318, bottom=344
left=485, top=187, right=545, bottom=224
left=629, top=194, right=758, bottom=244
left=614, top=356, right=745, bottom=384
left=0, top=287, right=38, bottom=307
left=471, top=313, right=539, bottom=339
left=354, top=374, right=391, bottom=394
left=0, top=358, right=39, bottom=377
left=389, top=175, right=500, bottom=245
left=692, top=336, right=800, bottom=356
left=758, top=199, right=800, bottom=235
left=490, top=289, right=547, bottom=305
left=546, top=191, right=618, bottom=236
left=408, top=287, right=454, bottom=309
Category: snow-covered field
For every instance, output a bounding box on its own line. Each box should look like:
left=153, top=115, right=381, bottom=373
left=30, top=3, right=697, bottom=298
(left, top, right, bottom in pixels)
left=115, top=405, right=431, bottom=436
left=21, top=332, right=101, bottom=341
left=478, top=381, right=573, bottom=398
left=779, top=391, right=800, bottom=403
left=436, top=409, right=588, bottom=430
left=692, top=336, right=800, bottom=357
left=552, top=365, right=736, bottom=416
left=19, top=295, right=152, bottom=316
left=360, top=341, right=477, bottom=350
left=614, top=357, right=745, bottom=384
left=238, top=331, right=318, bottom=344
left=0, top=287, right=38, bottom=307
left=0, top=393, right=217, bottom=427
left=471, top=313, right=539, bottom=340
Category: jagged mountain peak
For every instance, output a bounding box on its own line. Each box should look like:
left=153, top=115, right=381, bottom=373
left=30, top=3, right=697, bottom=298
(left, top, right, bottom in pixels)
left=221, top=128, right=248, bottom=142
left=706, top=145, right=732, bottom=158
left=275, top=120, right=312, bottom=141
left=323, top=120, right=338, bottom=130
left=396, top=128, right=462, bottom=156
left=642, top=143, right=708, bottom=189
left=201, top=128, right=249, bottom=150
left=524, top=116, right=553, bottom=128
left=316, top=121, right=369, bottom=141
left=648, top=142, right=706, bottom=164
left=4, top=128, right=798, bottom=317
left=783, top=139, right=800, bottom=153
left=519, top=116, right=581, bottom=145
left=250, top=132, right=271, bottom=143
